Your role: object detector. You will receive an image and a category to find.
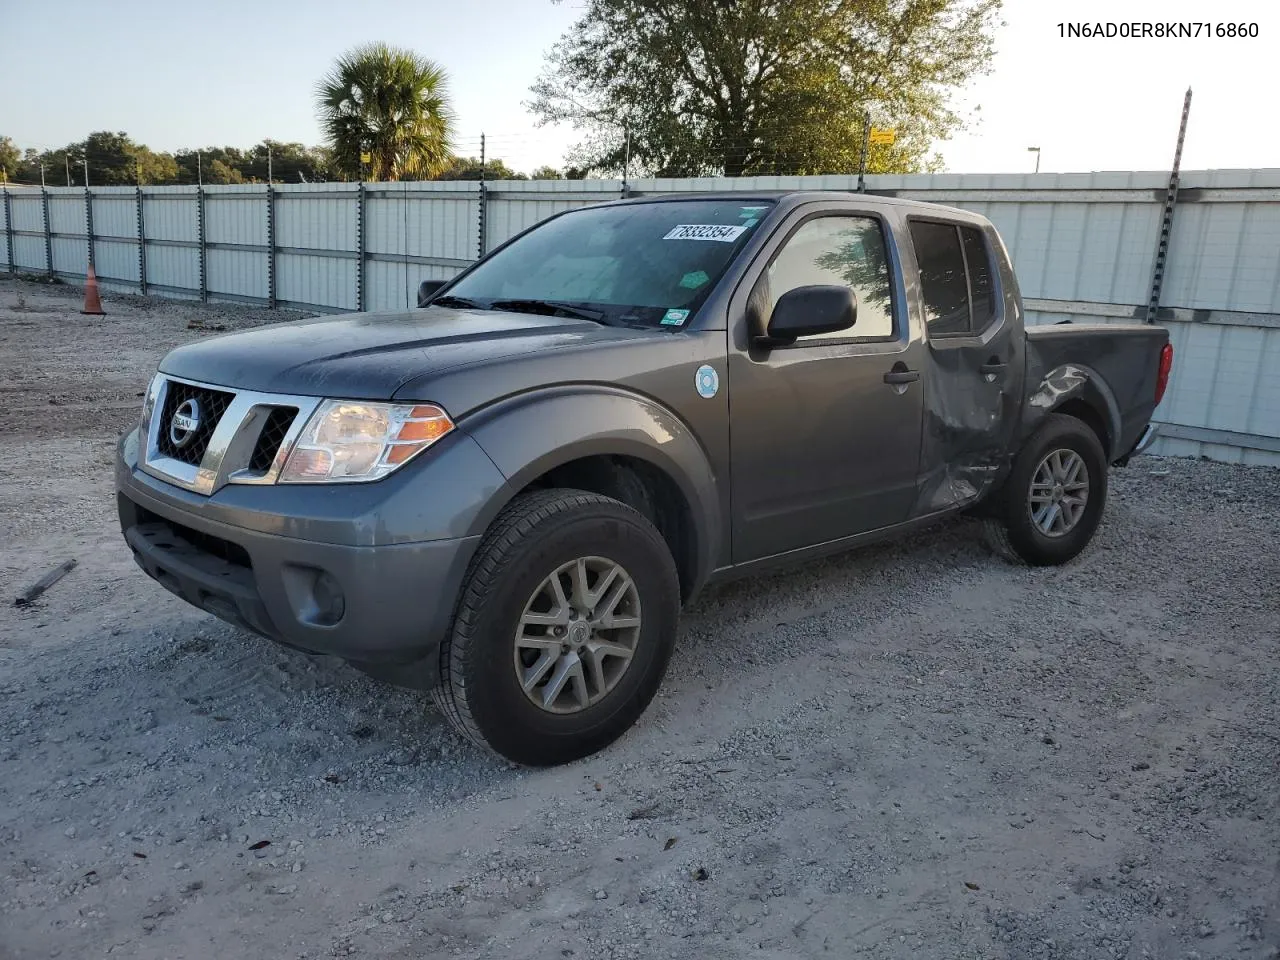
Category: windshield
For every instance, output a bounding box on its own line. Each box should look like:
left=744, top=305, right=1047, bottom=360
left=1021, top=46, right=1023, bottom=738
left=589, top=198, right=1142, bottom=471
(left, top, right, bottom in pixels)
left=440, top=199, right=775, bottom=327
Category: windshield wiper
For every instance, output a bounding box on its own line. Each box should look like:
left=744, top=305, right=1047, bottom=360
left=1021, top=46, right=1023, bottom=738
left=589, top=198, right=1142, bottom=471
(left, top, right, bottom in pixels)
left=430, top=294, right=484, bottom=310
left=489, top=299, right=607, bottom=324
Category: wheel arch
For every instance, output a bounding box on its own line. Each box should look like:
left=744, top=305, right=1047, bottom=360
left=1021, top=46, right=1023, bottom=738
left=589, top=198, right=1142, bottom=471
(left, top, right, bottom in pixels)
left=461, top=387, right=721, bottom=603
left=1024, top=363, right=1122, bottom=462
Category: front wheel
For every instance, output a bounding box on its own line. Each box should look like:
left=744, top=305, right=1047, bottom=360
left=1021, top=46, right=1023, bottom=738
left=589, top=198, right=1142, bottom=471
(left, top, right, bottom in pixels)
left=432, top=489, right=680, bottom=766
left=984, top=413, right=1108, bottom=566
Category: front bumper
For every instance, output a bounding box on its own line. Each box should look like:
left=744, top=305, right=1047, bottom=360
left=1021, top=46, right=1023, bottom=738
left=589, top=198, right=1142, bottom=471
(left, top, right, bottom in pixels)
left=116, top=430, right=483, bottom=680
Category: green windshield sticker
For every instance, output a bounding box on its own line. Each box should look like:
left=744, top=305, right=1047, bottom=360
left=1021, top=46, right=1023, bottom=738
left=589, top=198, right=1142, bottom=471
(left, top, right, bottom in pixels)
left=679, top=270, right=710, bottom=290
left=741, top=218, right=758, bottom=229
left=661, top=308, right=691, bottom=326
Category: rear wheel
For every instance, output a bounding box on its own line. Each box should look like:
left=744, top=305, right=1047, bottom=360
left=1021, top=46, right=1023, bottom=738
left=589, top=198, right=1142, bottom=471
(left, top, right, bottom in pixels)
left=432, top=489, right=680, bottom=766
left=984, top=413, right=1108, bottom=566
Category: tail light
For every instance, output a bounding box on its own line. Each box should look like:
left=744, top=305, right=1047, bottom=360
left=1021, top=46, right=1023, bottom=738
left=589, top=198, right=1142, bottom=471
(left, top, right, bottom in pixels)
left=1154, top=342, right=1173, bottom=407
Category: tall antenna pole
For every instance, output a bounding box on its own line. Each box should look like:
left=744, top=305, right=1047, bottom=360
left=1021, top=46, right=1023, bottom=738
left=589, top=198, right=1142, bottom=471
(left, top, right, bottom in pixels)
left=65, top=154, right=71, bottom=187
left=197, top=151, right=202, bottom=186
left=267, top=143, right=273, bottom=185
left=83, top=156, right=90, bottom=188
left=41, top=163, right=47, bottom=188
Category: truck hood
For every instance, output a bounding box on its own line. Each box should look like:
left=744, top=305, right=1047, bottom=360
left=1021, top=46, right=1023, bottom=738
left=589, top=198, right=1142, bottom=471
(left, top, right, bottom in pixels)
left=158, top=306, right=654, bottom=400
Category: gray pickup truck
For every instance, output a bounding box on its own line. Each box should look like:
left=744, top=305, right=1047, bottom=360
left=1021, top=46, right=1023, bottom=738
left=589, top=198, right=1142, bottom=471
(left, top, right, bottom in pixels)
left=116, top=192, right=1173, bottom=765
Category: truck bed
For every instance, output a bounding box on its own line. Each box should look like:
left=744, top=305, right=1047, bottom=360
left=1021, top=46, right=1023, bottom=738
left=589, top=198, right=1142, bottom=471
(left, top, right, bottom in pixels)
left=1024, top=322, right=1169, bottom=460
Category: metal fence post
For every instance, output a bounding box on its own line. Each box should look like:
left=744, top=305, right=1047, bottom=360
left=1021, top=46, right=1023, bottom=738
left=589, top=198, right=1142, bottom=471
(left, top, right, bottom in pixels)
left=477, top=132, right=487, bottom=259
left=196, top=186, right=207, bottom=303
left=84, top=185, right=96, bottom=273
left=41, top=188, right=53, bottom=278
left=355, top=182, right=366, bottom=312
left=266, top=183, right=276, bottom=308
left=2, top=187, right=13, bottom=274
left=136, top=186, right=148, bottom=294
left=1145, top=87, right=1193, bottom=324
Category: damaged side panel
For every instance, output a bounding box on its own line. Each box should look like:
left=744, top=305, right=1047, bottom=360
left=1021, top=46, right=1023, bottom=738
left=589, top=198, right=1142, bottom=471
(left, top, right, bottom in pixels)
left=907, top=221, right=1026, bottom=517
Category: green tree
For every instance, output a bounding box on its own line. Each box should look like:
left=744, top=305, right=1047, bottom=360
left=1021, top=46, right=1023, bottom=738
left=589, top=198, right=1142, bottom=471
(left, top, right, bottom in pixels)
left=79, top=131, right=177, bottom=185
left=434, top=156, right=528, bottom=181
left=0, top=137, right=20, bottom=183
left=317, top=43, right=454, bottom=181
left=528, top=0, right=1001, bottom=177
left=530, top=165, right=564, bottom=180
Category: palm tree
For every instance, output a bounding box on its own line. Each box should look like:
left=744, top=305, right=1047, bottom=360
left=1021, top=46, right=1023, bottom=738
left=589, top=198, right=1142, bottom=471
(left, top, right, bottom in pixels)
left=317, top=43, right=454, bottom=181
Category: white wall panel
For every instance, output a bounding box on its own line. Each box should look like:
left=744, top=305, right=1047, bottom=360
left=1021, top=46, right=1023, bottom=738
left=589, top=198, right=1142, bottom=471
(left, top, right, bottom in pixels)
left=143, top=193, right=197, bottom=242
left=47, top=192, right=85, bottom=235
left=276, top=253, right=356, bottom=311
left=50, top=237, right=85, bottom=275
left=91, top=191, right=137, bottom=239
left=13, top=235, right=46, bottom=271
left=207, top=248, right=265, bottom=299
left=10, top=194, right=46, bottom=232
left=93, top=240, right=138, bottom=284
left=205, top=189, right=267, bottom=245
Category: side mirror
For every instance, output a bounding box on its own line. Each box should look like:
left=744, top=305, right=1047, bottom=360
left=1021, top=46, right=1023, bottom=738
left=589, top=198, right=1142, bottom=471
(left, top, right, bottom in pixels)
left=417, top=279, right=447, bottom=307
left=759, top=284, right=857, bottom=344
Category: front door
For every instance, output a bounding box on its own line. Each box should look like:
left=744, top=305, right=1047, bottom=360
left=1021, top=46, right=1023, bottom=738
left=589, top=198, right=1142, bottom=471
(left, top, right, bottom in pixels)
left=728, top=209, right=925, bottom=564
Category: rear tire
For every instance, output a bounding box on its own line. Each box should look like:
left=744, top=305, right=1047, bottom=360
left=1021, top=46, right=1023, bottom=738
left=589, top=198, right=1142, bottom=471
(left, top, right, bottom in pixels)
left=433, top=489, right=680, bottom=766
left=984, top=413, right=1108, bottom=566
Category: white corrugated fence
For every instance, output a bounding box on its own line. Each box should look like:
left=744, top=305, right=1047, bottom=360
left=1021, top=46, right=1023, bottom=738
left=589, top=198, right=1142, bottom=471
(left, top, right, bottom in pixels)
left=2, top=171, right=1278, bottom=465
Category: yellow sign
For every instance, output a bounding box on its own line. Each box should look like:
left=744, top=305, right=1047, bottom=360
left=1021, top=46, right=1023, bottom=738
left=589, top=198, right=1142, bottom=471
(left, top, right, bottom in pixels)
left=360, top=152, right=372, bottom=164
left=869, top=128, right=896, bottom=146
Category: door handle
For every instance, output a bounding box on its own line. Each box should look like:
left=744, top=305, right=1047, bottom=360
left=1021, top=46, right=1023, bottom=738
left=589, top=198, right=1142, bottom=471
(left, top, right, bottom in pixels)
left=883, top=369, right=921, bottom=385
left=980, top=359, right=1007, bottom=377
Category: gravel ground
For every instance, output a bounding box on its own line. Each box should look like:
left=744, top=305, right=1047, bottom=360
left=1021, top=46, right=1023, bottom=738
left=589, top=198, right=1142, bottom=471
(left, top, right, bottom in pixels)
left=1, top=275, right=1277, bottom=960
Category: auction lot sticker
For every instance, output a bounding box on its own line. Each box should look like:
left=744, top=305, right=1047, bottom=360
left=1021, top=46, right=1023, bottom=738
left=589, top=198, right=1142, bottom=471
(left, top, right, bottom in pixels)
left=663, top=224, right=748, bottom=242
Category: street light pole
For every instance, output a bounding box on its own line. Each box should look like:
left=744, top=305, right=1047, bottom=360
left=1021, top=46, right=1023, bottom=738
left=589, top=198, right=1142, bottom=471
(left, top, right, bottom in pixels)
left=1027, top=146, right=1041, bottom=174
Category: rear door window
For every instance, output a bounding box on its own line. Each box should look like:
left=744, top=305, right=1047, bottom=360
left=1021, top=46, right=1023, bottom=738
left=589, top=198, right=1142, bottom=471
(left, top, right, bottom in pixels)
left=909, top=220, right=971, bottom=335
left=960, top=226, right=995, bottom=330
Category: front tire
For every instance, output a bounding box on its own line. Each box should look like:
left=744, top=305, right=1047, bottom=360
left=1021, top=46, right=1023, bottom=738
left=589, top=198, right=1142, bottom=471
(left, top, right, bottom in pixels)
left=984, top=413, right=1108, bottom=566
left=433, top=489, right=680, bottom=766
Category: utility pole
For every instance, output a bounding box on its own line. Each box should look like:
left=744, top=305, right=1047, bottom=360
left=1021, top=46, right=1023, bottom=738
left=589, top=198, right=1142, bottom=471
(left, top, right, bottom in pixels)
left=65, top=154, right=71, bottom=187
left=267, top=143, right=273, bottom=185
left=622, top=125, right=631, bottom=196
left=857, top=113, right=872, bottom=193
left=83, top=157, right=89, bottom=188
left=41, top=163, right=47, bottom=188
left=197, top=151, right=202, bottom=186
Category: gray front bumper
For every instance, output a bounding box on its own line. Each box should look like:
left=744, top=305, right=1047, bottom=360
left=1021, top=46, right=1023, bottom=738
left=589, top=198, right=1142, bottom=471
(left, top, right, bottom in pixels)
left=116, top=430, right=484, bottom=678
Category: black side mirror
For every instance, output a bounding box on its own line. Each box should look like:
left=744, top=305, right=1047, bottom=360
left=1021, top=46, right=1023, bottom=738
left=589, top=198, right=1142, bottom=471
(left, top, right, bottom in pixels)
left=417, top=279, right=447, bottom=307
left=760, top=284, right=857, bottom=344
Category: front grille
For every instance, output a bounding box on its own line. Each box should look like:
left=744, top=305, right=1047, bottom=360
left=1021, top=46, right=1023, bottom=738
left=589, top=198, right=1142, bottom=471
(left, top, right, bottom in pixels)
left=249, top=406, right=298, bottom=472
left=155, top=381, right=235, bottom=466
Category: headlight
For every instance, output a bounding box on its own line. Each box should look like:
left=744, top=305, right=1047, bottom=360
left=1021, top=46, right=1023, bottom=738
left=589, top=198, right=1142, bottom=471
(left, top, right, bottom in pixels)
left=139, top=373, right=162, bottom=435
left=279, top=400, right=454, bottom=483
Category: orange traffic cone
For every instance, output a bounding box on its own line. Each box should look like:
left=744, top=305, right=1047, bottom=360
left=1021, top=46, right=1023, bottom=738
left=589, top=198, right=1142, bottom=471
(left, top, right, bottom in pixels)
left=81, top=264, right=105, bottom=316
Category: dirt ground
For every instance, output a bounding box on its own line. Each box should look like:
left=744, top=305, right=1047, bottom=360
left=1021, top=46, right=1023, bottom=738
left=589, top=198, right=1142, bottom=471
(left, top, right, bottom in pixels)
left=0, top=274, right=1277, bottom=960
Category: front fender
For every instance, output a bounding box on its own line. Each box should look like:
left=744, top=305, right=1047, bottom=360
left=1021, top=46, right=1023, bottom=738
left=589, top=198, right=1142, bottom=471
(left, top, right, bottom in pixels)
left=1023, top=363, right=1122, bottom=459
left=460, top=385, right=722, bottom=592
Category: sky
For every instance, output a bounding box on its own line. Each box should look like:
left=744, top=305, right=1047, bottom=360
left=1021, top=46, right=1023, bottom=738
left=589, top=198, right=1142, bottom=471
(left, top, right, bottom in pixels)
left=1, top=0, right=1276, bottom=177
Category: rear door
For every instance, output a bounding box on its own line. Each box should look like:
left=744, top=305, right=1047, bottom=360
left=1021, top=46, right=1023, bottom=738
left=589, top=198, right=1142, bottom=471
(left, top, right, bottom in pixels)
left=727, top=204, right=925, bottom=563
left=905, top=218, right=1025, bottom=513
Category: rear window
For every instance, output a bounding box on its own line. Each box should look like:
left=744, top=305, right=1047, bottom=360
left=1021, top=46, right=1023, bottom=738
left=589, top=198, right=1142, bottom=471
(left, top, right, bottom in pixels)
left=909, top=220, right=1000, bottom=337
